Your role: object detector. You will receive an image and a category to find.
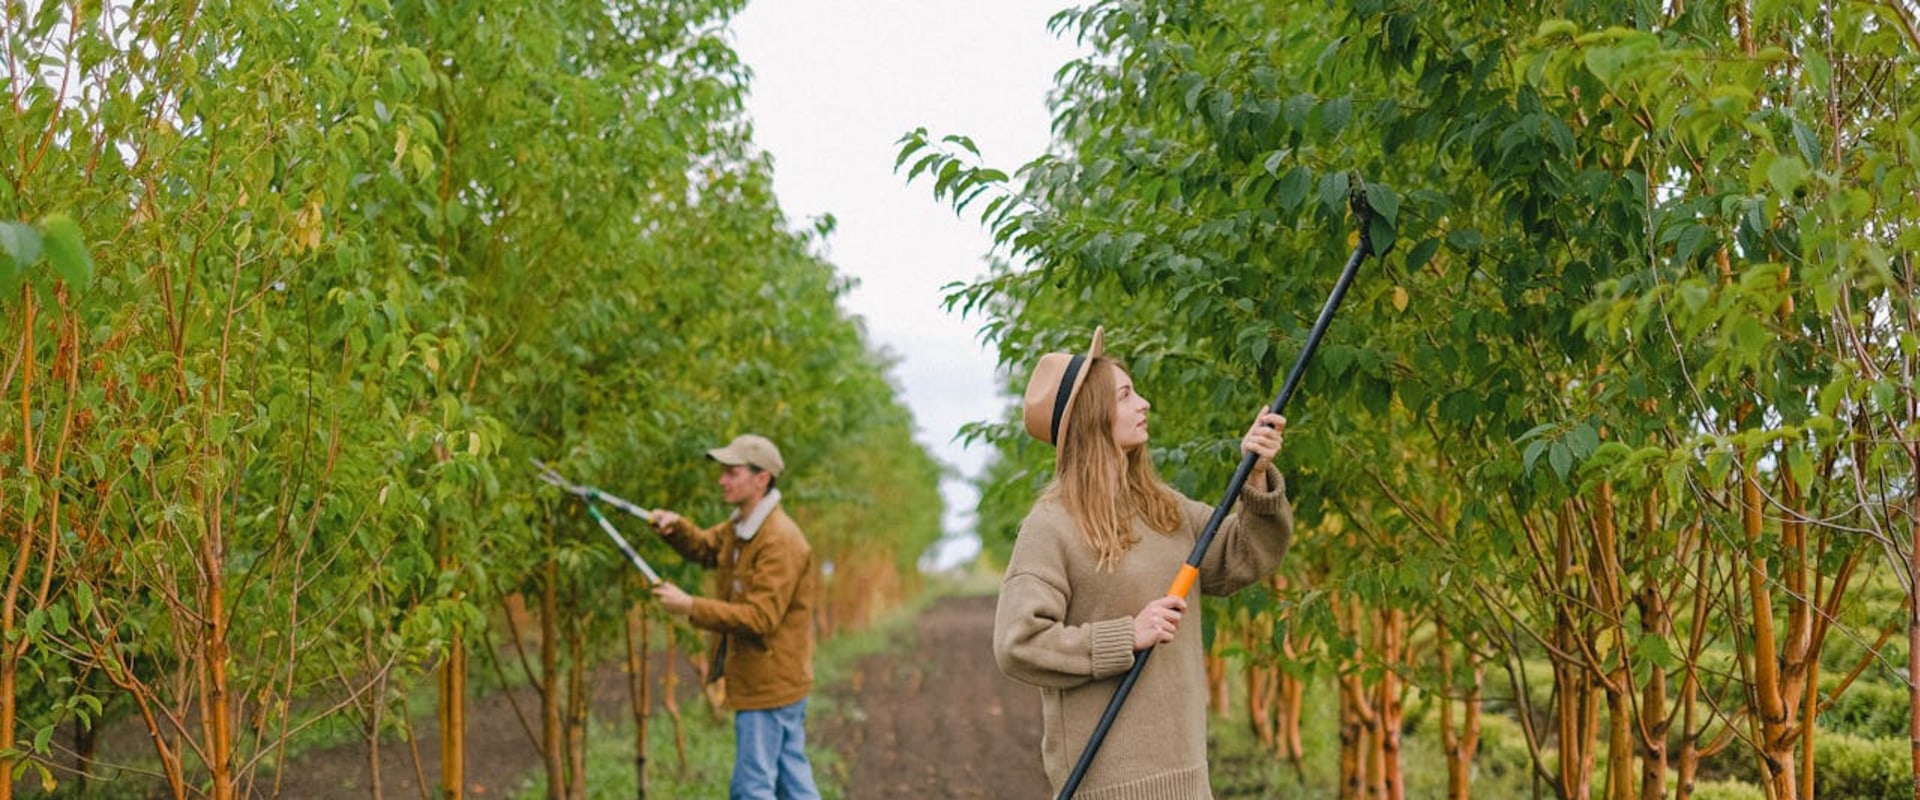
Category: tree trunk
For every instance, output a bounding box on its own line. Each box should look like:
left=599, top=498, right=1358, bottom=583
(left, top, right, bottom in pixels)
left=1377, top=608, right=1405, bottom=800
left=200, top=481, right=234, bottom=800
left=1908, top=471, right=1918, bottom=800
left=1439, top=621, right=1482, bottom=800
left=1281, top=633, right=1305, bottom=762
left=628, top=604, right=651, bottom=800
left=1553, top=505, right=1598, bottom=800
left=437, top=500, right=467, bottom=800
left=1673, top=527, right=1719, bottom=800
left=2, top=290, right=37, bottom=800
left=1206, top=650, right=1230, bottom=716
left=1636, top=582, right=1672, bottom=800
left=1246, top=660, right=1275, bottom=749
left=1335, top=594, right=1373, bottom=800
left=542, top=560, right=565, bottom=800
left=1742, top=467, right=1800, bottom=799
left=662, top=639, right=688, bottom=772
left=0, top=550, right=22, bottom=800
left=1338, top=680, right=1365, bottom=800
left=567, top=620, right=588, bottom=800
left=368, top=676, right=384, bottom=800
left=439, top=632, right=467, bottom=800
left=1592, top=485, right=1636, bottom=800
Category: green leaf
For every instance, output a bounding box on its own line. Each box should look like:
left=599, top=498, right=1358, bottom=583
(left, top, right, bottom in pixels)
left=1321, top=96, right=1352, bottom=138
left=1406, top=237, right=1440, bottom=272
left=1791, top=121, right=1820, bottom=164
left=1207, top=89, right=1234, bottom=128
left=0, top=221, right=43, bottom=268
left=1548, top=442, right=1573, bottom=481
left=1634, top=632, right=1678, bottom=670
left=1565, top=423, right=1600, bottom=458
left=1318, top=171, right=1350, bottom=218
left=1785, top=447, right=1812, bottom=482
left=1181, top=72, right=1206, bottom=112
left=1766, top=155, right=1810, bottom=197
left=1276, top=166, right=1313, bottom=212
left=1523, top=439, right=1547, bottom=474
left=1535, top=19, right=1578, bottom=39
left=39, top=214, right=92, bottom=289
left=0, top=221, right=39, bottom=300
left=1584, top=45, right=1626, bottom=86
left=1363, top=182, right=1399, bottom=225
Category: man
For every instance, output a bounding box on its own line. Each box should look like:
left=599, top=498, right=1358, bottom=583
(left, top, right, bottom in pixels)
left=649, top=433, right=821, bottom=800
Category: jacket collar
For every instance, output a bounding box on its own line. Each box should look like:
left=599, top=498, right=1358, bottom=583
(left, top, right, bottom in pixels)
left=731, top=489, right=781, bottom=541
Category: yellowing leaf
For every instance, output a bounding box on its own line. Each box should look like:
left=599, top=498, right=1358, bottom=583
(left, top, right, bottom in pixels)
left=1392, top=286, right=1409, bottom=312
left=393, top=127, right=410, bottom=169
left=293, top=192, right=325, bottom=254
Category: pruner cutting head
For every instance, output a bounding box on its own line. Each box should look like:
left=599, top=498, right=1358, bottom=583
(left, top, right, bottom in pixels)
left=531, top=458, right=592, bottom=499
left=531, top=459, right=655, bottom=521
left=1348, top=171, right=1376, bottom=256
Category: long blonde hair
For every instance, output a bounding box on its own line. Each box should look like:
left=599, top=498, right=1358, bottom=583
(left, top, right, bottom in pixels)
left=1048, top=357, right=1183, bottom=570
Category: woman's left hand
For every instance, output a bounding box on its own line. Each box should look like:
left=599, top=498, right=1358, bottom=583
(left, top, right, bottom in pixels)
left=1241, top=410, right=1286, bottom=490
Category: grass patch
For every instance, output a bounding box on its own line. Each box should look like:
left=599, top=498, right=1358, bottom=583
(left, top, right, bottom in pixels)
left=1207, top=666, right=1539, bottom=799
left=511, top=591, right=931, bottom=799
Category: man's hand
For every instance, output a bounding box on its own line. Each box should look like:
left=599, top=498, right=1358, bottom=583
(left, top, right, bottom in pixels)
left=650, top=509, right=682, bottom=533
left=652, top=582, right=693, bottom=615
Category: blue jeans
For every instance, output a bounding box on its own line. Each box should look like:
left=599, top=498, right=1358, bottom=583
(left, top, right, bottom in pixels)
left=731, top=698, right=820, bottom=800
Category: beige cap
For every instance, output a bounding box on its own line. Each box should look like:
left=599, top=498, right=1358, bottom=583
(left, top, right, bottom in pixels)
left=1021, top=326, right=1105, bottom=447
left=706, top=433, right=785, bottom=478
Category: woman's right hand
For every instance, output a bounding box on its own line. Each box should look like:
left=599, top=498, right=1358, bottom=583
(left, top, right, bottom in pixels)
left=1131, top=594, right=1188, bottom=650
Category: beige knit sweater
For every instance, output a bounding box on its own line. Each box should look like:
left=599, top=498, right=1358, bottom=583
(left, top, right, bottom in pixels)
left=994, top=467, right=1293, bottom=799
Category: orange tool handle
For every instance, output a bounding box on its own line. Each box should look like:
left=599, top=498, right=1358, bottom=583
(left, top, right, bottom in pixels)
left=1166, top=564, right=1199, bottom=599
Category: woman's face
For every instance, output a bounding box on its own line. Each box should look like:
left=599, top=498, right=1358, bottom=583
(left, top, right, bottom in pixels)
left=1107, top=365, right=1151, bottom=452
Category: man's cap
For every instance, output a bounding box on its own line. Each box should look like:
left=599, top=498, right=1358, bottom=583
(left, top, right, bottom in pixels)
left=706, top=434, right=785, bottom=478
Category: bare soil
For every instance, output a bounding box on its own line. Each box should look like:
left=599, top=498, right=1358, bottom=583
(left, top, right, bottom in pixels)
left=811, top=593, right=1047, bottom=799
left=25, top=594, right=1047, bottom=799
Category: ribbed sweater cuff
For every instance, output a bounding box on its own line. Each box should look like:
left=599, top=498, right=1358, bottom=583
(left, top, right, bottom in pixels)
left=1073, top=764, right=1210, bottom=800
left=1237, top=466, right=1289, bottom=516
left=1089, top=618, right=1137, bottom=679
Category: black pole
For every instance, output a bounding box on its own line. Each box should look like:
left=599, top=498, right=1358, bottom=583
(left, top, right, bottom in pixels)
left=1054, top=181, right=1376, bottom=800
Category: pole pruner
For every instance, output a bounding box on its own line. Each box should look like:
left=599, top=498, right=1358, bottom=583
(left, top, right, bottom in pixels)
left=1055, top=175, right=1380, bottom=799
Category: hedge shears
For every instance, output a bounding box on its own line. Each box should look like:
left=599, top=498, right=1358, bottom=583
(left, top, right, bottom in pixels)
left=530, top=459, right=663, bottom=586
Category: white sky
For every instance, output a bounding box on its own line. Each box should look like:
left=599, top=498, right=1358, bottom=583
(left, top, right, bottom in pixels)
left=729, top=2, right=1082, bottom=570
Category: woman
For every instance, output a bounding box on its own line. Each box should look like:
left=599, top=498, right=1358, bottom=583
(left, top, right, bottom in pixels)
left=994, top=327, right=1293, bottom=799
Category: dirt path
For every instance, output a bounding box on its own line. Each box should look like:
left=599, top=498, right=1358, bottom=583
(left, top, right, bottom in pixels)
left=811, top=593, right=1047, bottom=799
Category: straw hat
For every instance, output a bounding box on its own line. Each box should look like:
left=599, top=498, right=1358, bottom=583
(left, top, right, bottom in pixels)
left=1022, top=327, right=1106, bottom=447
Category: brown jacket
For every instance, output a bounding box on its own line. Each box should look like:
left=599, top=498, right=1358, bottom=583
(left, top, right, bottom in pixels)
left=659, top=497, right=817, bottom=711
left=993, top=467, right=1293, bottom=799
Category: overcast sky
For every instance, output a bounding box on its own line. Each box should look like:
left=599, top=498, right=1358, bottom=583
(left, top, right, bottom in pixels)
left=729, top=2, right=1082, bottom=569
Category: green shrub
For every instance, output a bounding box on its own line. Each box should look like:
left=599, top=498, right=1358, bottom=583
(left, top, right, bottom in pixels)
left=1473, top=713, right=1535, bottom=782
left=1814, top=732, right=1912, bottom=800
left=1688, top=778, right=1766, bottom=800
left=1821, top=681, right=1909, bottom=739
